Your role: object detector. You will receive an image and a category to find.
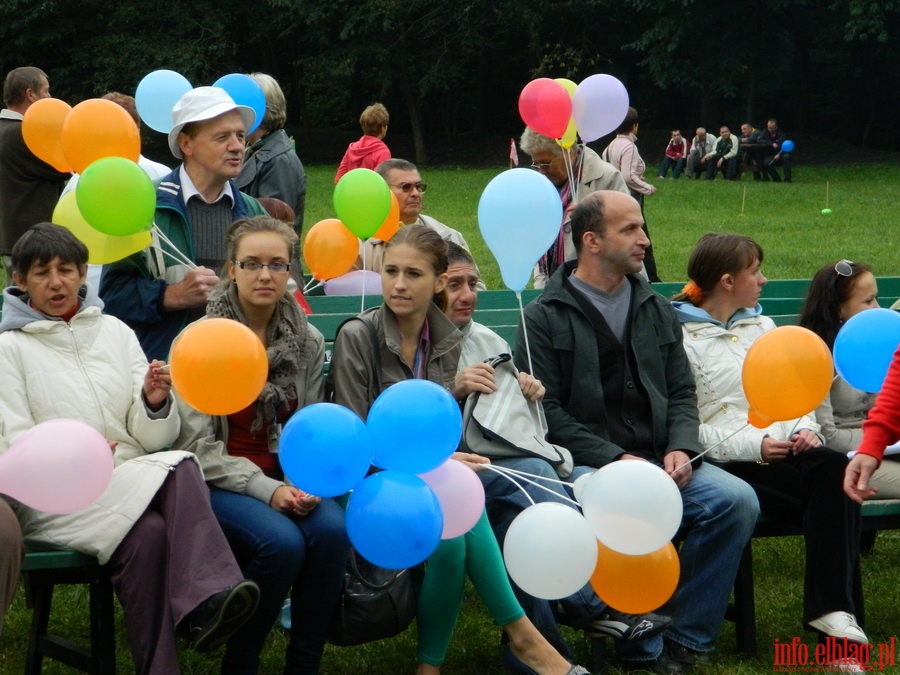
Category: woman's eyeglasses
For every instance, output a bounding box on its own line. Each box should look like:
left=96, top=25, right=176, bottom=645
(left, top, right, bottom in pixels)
left=391, top=182, right=427, bottom=194
left=233, top=260, right=291, bottom=274
left=834, top=259, right=854, bottom=277
left=531, top=161, right=553, bottom=171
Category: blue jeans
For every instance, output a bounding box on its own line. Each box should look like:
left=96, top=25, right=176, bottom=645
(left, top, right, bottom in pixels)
left=658, top=156, right=686, bottom=179
left=210, top=488, right=350, bottom=674
left=618, top=461, right=759, bottom=662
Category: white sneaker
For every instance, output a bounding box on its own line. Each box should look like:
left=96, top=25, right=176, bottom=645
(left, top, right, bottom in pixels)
left=808, top=611, right=868, bottom=643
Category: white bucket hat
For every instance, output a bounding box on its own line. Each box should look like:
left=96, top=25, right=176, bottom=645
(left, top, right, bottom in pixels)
left=167, top=86, right=256, bottom=159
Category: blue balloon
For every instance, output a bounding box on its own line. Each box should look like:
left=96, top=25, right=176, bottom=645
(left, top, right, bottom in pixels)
left=367, top=380, right=461, bottom=474
left=134, top=70, right=193, bottom=133
left=213, top=74, right=266, bottom=134
left=346, top=471, right=443, bottom=569
left=478, top=168, right=563, bottom=291
left=834, top=308, right=900, bottom=393
left=279, top=403, right=372, bottom=497
left=781, top=139, right=794, bottom=153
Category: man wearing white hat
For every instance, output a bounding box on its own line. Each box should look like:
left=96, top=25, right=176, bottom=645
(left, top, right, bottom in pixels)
left=101, top=86, right=267, bottom=360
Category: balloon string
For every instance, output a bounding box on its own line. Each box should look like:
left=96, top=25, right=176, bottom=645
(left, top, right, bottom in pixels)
left=563, top=148, right=576, bottom=200
left=304, top=278, right=323, bottom=293
left=152, top=245, right=197, bottom=269
left=151, top=225, right=197, bottom=269
left=516, top=291, right=535, bottom=378
left=671, top=422, right=750, bottom=473
left=483, top=465, right=580, bottom=508
left=360, top=242, right=367, bottom=315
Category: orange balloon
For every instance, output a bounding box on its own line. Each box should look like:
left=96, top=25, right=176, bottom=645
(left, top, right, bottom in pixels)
left=22, top=98, right=72, bottom=172
left=742, top=326, right=833, bottom=428
left=61, top=99, right=140, bottom=174
left=303, top=218, right=359, bottom=281
left=170, top=318, right=268, bottom=416
left=371, top=191, right=401, bottom=242
left=590, top=541, right=680, bottom=614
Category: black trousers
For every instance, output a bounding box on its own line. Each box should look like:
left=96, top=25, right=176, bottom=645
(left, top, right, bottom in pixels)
left=716, top=448, right=863, bottom=630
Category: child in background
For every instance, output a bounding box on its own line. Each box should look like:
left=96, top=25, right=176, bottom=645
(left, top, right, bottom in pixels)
left=335, top=103, right=391, bottom=183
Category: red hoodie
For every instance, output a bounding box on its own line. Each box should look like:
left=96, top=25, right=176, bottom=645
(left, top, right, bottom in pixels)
left=335, top=135, right=391, bottom=183
left=857, top=345, right=900, bottom=463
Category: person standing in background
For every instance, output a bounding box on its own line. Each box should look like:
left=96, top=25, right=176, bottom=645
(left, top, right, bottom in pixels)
left=335, top=103, right=391, bottom=183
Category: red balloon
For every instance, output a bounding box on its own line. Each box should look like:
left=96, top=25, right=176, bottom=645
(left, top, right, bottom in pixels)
left=518, top=78, right=573, bottom=140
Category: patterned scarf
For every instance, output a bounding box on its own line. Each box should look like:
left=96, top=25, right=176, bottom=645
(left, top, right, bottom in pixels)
left=206, top=280, right=313, bottom=432
left=538, top=147, right=583, bottom=279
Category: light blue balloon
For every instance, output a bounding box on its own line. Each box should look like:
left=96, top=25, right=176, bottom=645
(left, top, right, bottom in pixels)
left=279, top=403, right=372, bottom=497
left=135, top=70, right=193, bottom=133
left=346, top=471, right=443, bottom=569
left=213, top=73, right=266, bottom=134
left=367, top=380, right=461, bottom=474
left=781, top=140, right=794, bottom=153
left=478, top=168, right=563, bottom=291
left=834, top=308, right=900, bottom=393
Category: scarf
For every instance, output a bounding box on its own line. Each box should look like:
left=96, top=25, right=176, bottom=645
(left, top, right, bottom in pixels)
left=538, top=147, right=583, bottom=279
left=206, top=280, right=312, bottom=432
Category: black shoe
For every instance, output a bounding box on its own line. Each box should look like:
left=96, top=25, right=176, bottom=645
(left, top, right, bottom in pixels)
left=182, top=580, right=260, bottom=652
left=587, top=608, right=672, bottom=641
left=621, top=654, right=683, bottom=674
left=664, top=638, right=711, bottom=669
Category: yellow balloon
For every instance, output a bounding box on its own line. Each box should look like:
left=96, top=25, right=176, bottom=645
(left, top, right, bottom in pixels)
left=554, top=78, right=578, bottom=149
left=52, top=191, right=151, bottom=264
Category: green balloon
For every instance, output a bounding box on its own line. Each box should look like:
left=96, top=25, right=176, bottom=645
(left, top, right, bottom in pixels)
left=333, top=168, right=392, bottom=240
left=76, top=157, right=155, bottom=236
left=821, top=208, right=832, bottom=215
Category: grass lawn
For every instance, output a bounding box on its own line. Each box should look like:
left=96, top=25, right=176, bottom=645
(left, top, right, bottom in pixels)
left=3, top=162, right=900, bottom=673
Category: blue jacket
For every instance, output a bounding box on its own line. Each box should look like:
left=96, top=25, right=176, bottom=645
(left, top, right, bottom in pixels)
left=99, top=168, right=265, bottom=360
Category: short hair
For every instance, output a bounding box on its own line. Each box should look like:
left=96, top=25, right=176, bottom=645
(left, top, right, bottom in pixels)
left=799, top=261, right=873, bottom=351
left=376, top=158, right=417, bottom=180
left=11, top=222, right=88, bottom=278
left=360, top=103, right=389, bottom=135
left=225, top=215, right=297, bottom=267
left=446, top=241, right=476, bottom=268
left=249, top=73, right=287, bottom=131
left=3, top=66, right=47, bottom=107
left=614, top=107, right=639, bottom=135
left=767, top=118, right=779, bottom=126
left=570, top=194, right=607, bottom=255
left=673, top=233, right=764, bottom=303
left=384, top=224, right=449, bottom=311
left=102, top=92, right=140, bottom=127
left=256, top=197, right=296, bottom=225
left=720, top=126, right=730, bottom=134
left=519, top=127, right=563, bottom=157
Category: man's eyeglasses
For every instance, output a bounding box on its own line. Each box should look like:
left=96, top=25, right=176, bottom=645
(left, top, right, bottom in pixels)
left=233, top=260, right=291, bottom=274
left=391, top=182, right=427, bottom=194
left=834, top=259, right=854, bottom=277
left=531, top=161, right=553, bottom=171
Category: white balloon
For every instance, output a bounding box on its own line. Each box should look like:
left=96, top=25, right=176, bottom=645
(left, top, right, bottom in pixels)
left=580, top=461, right=682, bottom=555
left=503, top=503, right=598, bottom=600
left=571, top=74, right=630, bottom=143
left=573, top=470, right=596, bottom=505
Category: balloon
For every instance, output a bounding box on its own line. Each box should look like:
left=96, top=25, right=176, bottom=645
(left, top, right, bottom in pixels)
left=303, top=218, right=359, bottom=281
left=53, top=191, right=151, bottom=264
left=170, top=318, right=268, bottom=416
left=346, top=471, right=443, bottom=569
left=419, top=459, right=485, bottom=539
left=743, top=326, right=833, bottom=428
left=478, top=168, right=563, bottom=291
left=213, top=74, right=265, bottom=134
left=324, top=270, right=383, bottom=296
left=0, top=419, right=113, bottom=514
left=21, top=98, right=72, bottom=172
left=135, top=70, right=193, bottom=133
left=834, top=308, right=900, bottom=393
left=553, top=78, right=578, bottom=149
left=518, top=78, right=573, bottom=140
left=781, top=140, right=794, bottom=153
left=61, top=98, right=140, bottom=174
left=503, top=503, right=598, bottom=599
left=279, top=403, right=372, bottom=497
left=590, top=542, right=680, bottom=614
left=333, top=169, right=392, bottom=240
left=76, top=157, right=156, bottom=236
left=367, top=380, right=462, bottom=474
left=572, top=74, right=630, bottom=143
left=371, top=191, right=401, bottom=242
left=580, top=461, right=682, bottom=555
left=572, top=470, right=596, bottom=505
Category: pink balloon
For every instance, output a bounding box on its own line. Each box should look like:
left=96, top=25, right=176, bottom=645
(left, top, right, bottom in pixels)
left=324, top=270, right=383, bottom=296
left=0, top=419, right=114, bottom=514
left=518, top=78, right=573, bottom=140
left=572, top=74, right=630, bottom=142
left=419, top=459, right=485, bottom=539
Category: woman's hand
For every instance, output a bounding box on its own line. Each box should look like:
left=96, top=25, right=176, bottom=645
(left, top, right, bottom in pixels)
left=453, top=362, right=497, bottom=400
left=790, top=429, right=822, bottom=454
left=518, top=372, right=545, bottom=402
left=270, top=485, right=321, bottom=516
left=761, top=436, right=793, bottom=462
left=451, top=451, right=490, bottom=472
left=142, top=360, right=171, bottom=412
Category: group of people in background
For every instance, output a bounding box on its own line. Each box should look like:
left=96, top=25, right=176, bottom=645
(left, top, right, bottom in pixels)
left=0, top=62, right=886, bottom=675
left=659, top=119, right=792, bottom=183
